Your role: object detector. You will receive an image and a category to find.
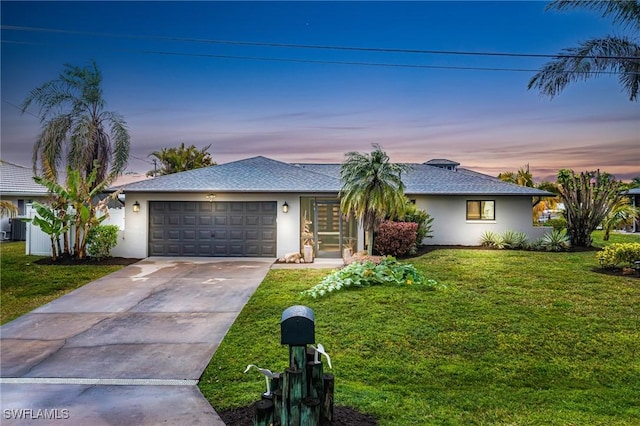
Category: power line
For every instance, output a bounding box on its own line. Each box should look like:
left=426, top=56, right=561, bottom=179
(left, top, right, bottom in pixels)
left=1, top=40, right=633, bottom=75
left=3, top=24, right=639, bottom=61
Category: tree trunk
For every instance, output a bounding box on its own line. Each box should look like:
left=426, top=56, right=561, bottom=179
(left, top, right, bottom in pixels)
left=49, top=237, right=57, bottom=261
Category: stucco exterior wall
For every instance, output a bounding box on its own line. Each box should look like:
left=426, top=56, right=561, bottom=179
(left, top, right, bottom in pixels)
left=112, top=192, right=307, bottom=259
left=413, top=194, right=550, bottom=246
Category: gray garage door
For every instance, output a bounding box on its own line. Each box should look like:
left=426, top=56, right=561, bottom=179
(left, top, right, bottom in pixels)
left=148, top=201, right=277, bottom=257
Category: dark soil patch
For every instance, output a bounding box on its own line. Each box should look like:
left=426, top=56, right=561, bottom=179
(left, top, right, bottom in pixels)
left=34, top=255, right=142, bottom=266
left=218, top=404, right=378, bottom=426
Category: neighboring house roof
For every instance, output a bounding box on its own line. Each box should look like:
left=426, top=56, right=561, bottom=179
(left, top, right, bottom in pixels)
left=0, top=161, right=48, bottom=196
left=627, top=187, right=640, bottom=195
left=122, top=155, right=552, bottom=197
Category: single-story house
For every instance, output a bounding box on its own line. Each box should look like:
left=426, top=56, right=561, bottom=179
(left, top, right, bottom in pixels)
left=0, top=161, right=49, bottom=240
left=115, top=156, right=553, bottom=259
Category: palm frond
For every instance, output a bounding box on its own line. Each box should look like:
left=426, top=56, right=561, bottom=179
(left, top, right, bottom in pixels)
left=547, top=0, right=640, bottom=30
left=528, top=36, right=640, bottom=101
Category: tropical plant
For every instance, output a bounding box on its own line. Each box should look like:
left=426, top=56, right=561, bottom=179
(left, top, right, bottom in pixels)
left=301, top=256, right=439, bottom=298
left=601, top=197, right=639, bottom=240
left=540, top=230, right=571, bottom=252
left=34, top=163, right=121, bottom=259
left=528, top=0, right=640, bottom=101
left=340, top=144, right=411, bottom=255
left=21, top=61, right=130, bottom=186
left=498, top=164, right=534, bottom=187
left=631, top=176, right=640, bottom=188
left=147, top=143, right=216, bottom=176
left=86, top=224, right=119, bottom=260
left=480, top=230, right=505, bottom=249
left=501, top=230, right=530, bottom=249
left=395, top=200, right=434, bottom=244
left=0, top=200, right=19, bottom=218
left=557, top=169, right=625, bottom=247
left=23, top=201, right=73, bottom=261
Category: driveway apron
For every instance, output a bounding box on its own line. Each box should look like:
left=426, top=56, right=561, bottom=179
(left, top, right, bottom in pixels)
left=0, top=257, right=273, bottom=425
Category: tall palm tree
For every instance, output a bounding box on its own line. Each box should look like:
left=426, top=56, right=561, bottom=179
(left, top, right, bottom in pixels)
left=339, top=144, right=411, bottom=255
left=21, top=61, right=130, bottom=186
left=528, top=0, right=640, bottom=101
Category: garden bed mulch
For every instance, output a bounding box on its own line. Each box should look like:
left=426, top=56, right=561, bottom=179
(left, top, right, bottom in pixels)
left=218, top=404, right=378, bottom=425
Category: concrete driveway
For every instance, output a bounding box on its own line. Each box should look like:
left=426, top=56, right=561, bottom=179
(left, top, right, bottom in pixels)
left=0, top=257, right=273, bottom=425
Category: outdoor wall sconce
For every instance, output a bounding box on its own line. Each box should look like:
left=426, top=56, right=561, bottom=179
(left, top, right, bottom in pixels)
left=133, top=201, right=141, bottom=213
left=282, top=202, right=289, bottom=213
left=206, top=193, right=216, bottom=202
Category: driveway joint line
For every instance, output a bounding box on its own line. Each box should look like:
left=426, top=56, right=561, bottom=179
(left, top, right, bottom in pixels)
left=0, top=377, right=198, bottom=386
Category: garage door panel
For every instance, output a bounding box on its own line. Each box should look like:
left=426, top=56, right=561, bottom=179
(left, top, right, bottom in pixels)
left=245, top=216, right=260, bottom=226
left=261, top=244, right=276, bottom=256
left=149, top=201, right=276, bottom=257
left=262, top=216, right=276, bottom=226
left=262, top=203, right=276, bottom=214
left=198, top=230, right=211, bottom=239
left=261, top=230, right=276, bottom=241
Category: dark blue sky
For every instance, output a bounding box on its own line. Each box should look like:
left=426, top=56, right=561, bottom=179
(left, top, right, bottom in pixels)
left=2, top=1, right=638, bottom=180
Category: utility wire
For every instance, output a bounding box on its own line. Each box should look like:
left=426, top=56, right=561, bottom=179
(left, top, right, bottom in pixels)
left=3, top=24, right=640, bottom=61
left=1, top=40, right=633, bottom=75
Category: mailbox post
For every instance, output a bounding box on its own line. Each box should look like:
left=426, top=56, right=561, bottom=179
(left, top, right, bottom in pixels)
left=252, top=305, right=333, bottom=426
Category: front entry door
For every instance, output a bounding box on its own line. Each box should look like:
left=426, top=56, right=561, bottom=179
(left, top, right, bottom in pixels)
left=315, top=200, right=341, bottom=258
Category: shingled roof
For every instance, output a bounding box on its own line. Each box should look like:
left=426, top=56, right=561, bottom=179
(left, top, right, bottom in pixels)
left=121, top=156, right=552, bottom=196
left=0, top=161, right=48, bottom=196
left=122, top=156, right=340, bottom=193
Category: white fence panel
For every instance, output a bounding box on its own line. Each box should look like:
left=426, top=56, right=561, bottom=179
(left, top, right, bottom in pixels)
left=25, top=204, right=125, bottom=256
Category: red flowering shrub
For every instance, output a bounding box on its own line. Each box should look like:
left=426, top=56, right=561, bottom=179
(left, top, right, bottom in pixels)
left=374, top=221, right=418, bottom=257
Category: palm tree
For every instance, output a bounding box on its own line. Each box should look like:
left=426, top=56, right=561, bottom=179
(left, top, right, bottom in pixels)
left=601, top=197, right=639, bottom=240
left=498, top=165, right=556, bottom=221
left=528, top=0, right=640, bottom=101
left=0, top=201, right=19, bottom=219
left=21, top=61, right=130, bottom=186
left=339, top=144, right=411, bottom=255
left=147, top=143, right=216, bottom=176
left=498, top=164, right=534, bottom=187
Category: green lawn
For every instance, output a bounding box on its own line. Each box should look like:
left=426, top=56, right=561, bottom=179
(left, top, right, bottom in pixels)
left=199, top=231, right=640, bottom=425
left=0, top=242, right=126, bottom=324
